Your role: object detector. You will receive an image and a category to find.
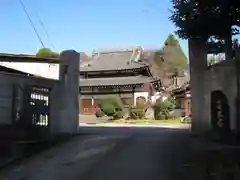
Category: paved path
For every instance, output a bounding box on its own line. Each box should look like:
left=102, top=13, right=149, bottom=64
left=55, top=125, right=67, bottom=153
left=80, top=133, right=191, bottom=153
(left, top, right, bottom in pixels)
left=80, top=126, right=193, bottom=180
left=0, top=135, right=127, bottom=180
left=80, top=122, right=190, bottom=129
left=0, top=126, right=193, bottom=180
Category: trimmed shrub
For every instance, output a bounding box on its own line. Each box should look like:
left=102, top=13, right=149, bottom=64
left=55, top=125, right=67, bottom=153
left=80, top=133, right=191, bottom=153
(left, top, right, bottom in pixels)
left=129, top=106, right=145, bottom=119
left=95, top=109, right=105, bottom=117
left=113, top=111, right=123, bottom=120
left=101, top=103, right=116, bottom=116
left=100, top=95, right=124, bottom=111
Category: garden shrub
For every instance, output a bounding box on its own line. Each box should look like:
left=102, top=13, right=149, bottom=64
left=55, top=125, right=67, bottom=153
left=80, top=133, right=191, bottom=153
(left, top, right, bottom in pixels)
left=129, top=106, right=145, bottom=119
left=95, top=109, right=105, bottom=118
left=153, top=98, right=176, bottom=120
left=100, top=95, right=124, bottom=111
left=101, top=103, right=116, bottom=116
left=113, top=111, right=123, bottom=120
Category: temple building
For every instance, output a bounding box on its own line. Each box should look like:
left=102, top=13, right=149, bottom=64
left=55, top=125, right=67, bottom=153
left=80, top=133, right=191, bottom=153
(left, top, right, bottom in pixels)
left=79, top=47, right=162, bottom=114
left=171, top=81, right=191, bottom=117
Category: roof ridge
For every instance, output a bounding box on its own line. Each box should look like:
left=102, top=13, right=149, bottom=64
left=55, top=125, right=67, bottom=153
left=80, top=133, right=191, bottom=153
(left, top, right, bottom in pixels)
left=92, top=46, right=144, bottom=55
left=127, top=49, right=136, bottom=64
left=93, top=50, right=134, bottom=55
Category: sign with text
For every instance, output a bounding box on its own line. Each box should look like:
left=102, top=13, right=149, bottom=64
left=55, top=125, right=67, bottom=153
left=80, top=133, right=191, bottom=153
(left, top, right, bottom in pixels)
left=211, top=90, right=230, bottom=133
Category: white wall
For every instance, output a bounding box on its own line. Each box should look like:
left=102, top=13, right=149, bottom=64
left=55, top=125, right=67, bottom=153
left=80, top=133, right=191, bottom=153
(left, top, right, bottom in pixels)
left=0, top=62, right=59, bottom=80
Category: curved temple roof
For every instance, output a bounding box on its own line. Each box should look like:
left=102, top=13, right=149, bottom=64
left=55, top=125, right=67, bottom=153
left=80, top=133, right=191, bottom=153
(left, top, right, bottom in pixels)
left=80, top=47, right=148, bottom=72
left=80, top=76, right=159, bottom=87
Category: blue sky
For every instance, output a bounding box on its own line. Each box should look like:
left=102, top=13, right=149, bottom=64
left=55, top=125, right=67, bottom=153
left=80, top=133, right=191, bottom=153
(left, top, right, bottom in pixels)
left=0, top=0, right=188, bottom=56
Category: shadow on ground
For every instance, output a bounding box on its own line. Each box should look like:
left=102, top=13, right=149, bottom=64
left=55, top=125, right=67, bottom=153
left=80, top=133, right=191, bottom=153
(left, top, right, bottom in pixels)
left=0, top=125, right=194, bottom=180
left=78, top=126, right=193, bottom=180
left=3, top=125, right=236, bottom=180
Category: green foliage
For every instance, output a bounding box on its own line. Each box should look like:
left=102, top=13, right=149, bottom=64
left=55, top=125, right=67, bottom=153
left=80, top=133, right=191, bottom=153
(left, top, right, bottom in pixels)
left=168, top=96, right=176, bottom=108
left=153, top=98, right=176, bottom=120
left=101, top=103, right=116, bottom=116
left=113, top=111, right=123, bottom=120
left=36, top=48, right=59, bottom=58
left=164, top=34, right=179, bottom=46
left=129, top=106, right=145, bottom=120
left=100, top=95, right=124, bottom=119
left=143, top=34, right=188, bottom=79
left=161, top=34, right=188, bottom=76
left=95, top=109, right=105, bottom=118
left=100, top=95, right=123, bottom=111
left=169, top=0, right=240, bottom=40
left=208, top=57, right=216, bottom=66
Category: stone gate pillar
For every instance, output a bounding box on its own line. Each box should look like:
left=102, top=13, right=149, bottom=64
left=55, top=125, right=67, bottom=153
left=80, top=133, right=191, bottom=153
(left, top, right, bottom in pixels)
left=50, top=50, right=79, bottom=134
left=189, top=38, right=208, bottom=133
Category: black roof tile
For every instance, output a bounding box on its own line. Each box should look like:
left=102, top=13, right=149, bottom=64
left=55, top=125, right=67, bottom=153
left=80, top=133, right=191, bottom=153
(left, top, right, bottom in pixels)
left=80, top=48, right=147, bottom=72
left=80, top=76, right=158, bottom=87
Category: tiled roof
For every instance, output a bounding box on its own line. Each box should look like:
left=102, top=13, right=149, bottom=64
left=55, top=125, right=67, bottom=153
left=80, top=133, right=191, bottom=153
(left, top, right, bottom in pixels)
left=79, top=52, right=91, bottom=63
left=80, top=76, right=158, bottom=87
left=80, top=48, right=147, bottom=72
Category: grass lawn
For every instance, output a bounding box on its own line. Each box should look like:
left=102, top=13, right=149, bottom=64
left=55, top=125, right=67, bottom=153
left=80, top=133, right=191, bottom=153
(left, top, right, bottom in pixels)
left=104, top=118, right=183, bottom=125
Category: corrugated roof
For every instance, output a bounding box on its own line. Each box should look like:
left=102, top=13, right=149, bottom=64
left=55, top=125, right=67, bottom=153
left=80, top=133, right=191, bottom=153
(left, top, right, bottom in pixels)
left=80, top=76, right=157, bottom=87
left=80, top=48, right=147, bottom=72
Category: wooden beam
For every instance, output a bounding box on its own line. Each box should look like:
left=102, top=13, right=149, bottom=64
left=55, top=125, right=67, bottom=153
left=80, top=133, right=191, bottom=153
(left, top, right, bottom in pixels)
left=80, top=90, right=140, bottom=95
left=0, top=54, right=60, bottom=64
left=0, top=72, right=58, bottom=87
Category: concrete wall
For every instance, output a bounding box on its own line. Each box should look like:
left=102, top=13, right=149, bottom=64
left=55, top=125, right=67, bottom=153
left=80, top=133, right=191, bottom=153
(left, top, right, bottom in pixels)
left=50, top=50, right=79, bottom=134
left=202, top=60, right=237, bottom=131
left=0, top=62, right=59, bottom=79
left=189, top=38, right=238, bottom=133
left=0, top=72, right=57, bottom=126
left=0, top=51, right=80, bottom=135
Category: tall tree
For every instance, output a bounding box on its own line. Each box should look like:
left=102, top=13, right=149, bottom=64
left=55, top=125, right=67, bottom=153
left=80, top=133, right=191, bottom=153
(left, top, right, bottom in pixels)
left=143, top=34, right=188, bottom=79
left=170, top=0, right=240, bottom=55
left=161, top=34, right=188, bottom=76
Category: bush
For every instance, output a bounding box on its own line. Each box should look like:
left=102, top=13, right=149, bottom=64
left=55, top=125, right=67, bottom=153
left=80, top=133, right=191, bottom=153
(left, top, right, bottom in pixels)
left=153, top=98, right=176, bottom=120
left=100, top=95, right=124, bottom=111
left=129, top=106, right=145, bottom=119
left=95, top=109, right=105, bottom=117
left=154, top=111, right=165, bottom=120
left=113, top=111, right=123, bottom=120
left=101, top=103, right=116, bottom=116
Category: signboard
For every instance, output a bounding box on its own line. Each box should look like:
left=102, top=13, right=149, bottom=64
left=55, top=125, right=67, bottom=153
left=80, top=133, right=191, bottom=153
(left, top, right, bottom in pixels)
left=211, top=90, right=230, bottom=133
